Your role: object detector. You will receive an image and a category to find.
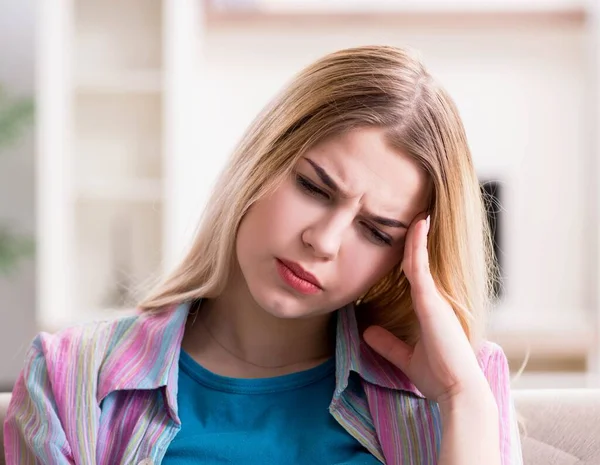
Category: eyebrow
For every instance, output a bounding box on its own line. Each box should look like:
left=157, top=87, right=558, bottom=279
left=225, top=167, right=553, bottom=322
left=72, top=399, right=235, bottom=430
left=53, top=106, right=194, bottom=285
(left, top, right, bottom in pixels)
left=304, top=158, right=409, bottom=230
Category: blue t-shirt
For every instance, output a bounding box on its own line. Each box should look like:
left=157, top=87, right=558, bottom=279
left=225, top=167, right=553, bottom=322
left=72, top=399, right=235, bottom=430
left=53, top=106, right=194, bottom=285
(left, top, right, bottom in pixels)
left=162, top=350, right=379, bottom=464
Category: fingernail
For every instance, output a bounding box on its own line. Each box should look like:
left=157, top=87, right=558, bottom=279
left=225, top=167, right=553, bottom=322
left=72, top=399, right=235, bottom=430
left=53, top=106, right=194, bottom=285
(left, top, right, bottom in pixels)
left=426, top=215, right=431, bottom=233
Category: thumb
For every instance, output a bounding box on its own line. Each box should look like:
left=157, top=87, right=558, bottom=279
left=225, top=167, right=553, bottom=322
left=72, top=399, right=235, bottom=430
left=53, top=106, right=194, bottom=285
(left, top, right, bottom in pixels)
left=363, top=325, right=413, bottom=374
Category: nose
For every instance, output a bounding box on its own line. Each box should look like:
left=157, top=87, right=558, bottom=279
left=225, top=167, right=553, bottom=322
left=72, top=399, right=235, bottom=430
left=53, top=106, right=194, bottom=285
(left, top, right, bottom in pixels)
left=301, top=210, right=354, bottom=260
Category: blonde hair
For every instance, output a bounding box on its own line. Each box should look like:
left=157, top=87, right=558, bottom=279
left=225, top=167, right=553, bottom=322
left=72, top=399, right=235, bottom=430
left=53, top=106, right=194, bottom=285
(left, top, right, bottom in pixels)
left=137, top=45, right=498, bottom=348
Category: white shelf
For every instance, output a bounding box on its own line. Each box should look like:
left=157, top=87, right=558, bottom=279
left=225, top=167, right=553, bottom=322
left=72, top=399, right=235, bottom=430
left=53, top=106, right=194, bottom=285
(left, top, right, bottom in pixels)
left=488, top=307, right=595, bottom=359
left=75, top=179, right=163, bottom=203
left=75, top=70, right=162, bottom=94
left=217, top=0, right=586, bottom=14
left=510, top=372, right=600, bottom=389
left=490, top=326, right=594, bottom=360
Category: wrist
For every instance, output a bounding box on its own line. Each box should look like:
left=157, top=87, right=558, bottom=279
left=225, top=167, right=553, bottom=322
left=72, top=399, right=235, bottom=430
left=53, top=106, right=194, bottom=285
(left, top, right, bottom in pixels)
left=437, top=383, right=502, bottom=465
left=438, top=382, right=497, bottom=419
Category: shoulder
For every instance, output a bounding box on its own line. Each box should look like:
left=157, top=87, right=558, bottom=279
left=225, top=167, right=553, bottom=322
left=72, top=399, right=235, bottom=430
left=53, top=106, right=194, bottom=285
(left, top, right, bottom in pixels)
left=29, top=312, right=145, bottom=376
left=33, top=303, right=187, bottom=362
left=32, top=305, right=181, bottom=375
left=474, top=340, right=513, bottom=400
left=34, top=304, right=189, bottom=398
left=476, top=340, right=510, bottom=376
left=11, top=313, right=150, bottom=420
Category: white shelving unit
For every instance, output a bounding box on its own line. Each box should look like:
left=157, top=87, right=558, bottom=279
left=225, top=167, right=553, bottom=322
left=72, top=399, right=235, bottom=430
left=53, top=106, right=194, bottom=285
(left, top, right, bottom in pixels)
left=37, top=0, right=205, bottom=332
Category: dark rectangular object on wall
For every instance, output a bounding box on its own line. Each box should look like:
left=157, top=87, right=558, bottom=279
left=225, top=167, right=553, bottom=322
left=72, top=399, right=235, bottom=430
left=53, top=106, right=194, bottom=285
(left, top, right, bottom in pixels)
left=480, top=180, right=504, bottom=300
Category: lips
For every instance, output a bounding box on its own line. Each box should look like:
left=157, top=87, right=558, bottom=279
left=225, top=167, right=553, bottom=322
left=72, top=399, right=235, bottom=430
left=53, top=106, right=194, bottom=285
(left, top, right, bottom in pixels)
left=277, top=258, right=322, bottom=289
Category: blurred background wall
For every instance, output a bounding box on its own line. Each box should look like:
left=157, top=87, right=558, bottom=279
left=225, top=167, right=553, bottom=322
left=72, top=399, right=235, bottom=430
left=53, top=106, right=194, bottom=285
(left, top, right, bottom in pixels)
left=0, top=0, right=36, bottom=390
left=0, top=0, right=598, bottom=390
left=196, top=6, right=596, bottom=387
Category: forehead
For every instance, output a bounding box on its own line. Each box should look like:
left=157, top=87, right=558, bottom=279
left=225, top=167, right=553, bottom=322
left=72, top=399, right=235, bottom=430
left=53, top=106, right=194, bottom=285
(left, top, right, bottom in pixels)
left=300, top=127, right=431, bottom=216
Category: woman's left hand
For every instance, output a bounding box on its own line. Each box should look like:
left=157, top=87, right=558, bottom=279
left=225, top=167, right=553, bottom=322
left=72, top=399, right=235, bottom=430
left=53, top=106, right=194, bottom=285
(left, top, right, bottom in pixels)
left=363, top=213, right=490, bottom=405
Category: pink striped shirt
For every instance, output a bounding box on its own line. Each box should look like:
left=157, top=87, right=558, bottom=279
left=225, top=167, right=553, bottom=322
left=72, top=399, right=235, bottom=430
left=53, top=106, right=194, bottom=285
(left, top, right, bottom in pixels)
left=4, top=302, right=523, bottom=464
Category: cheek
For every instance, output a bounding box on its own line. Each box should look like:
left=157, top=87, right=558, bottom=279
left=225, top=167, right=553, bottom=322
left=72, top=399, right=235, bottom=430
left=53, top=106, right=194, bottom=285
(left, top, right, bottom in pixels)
left=339, top=244, right=403, bottom=290
left=259, top=184, right=317, bottom=235
left=235, top=202, right=275, bottom=261
left=237, top=184, right=311, bottom=249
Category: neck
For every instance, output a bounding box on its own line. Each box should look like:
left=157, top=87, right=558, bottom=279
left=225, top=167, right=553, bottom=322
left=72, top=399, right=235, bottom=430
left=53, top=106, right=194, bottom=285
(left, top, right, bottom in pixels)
left=182, top=273, right=335, bottom=378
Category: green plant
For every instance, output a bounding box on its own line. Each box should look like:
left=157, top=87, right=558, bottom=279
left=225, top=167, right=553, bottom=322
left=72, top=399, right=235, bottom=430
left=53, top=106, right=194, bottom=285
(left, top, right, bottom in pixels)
left=0, top=86, right=35, bottom=276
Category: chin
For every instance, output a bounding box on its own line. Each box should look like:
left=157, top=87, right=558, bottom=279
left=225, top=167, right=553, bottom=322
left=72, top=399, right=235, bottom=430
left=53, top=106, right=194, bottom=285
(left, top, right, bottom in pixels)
left=261, top=296, right=315, bottom=319
left=250, top=286, right=320, bottom=320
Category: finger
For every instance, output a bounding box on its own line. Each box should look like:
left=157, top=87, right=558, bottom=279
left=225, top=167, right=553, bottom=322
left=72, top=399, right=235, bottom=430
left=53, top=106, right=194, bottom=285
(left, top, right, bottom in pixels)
left=363, top=325, right=413, bottom=373
left=411, top=216, right=436, bottom=298
left=401, top=222, right=414, bottom=276
left=406, top=219, right=435, bottom=296
left=402, top=212, right=428, bottom=277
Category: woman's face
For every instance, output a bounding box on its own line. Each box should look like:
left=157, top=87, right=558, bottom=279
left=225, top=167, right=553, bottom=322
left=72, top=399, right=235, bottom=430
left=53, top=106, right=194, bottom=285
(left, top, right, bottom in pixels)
left=236, top=127, right=431, bottom=320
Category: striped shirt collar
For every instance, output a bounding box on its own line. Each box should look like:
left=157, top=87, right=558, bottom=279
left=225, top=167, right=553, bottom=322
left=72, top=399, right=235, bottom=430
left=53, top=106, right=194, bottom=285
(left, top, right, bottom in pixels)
left=334, top=303, right=424, bottom=398
left=97, top=300, right=424, bottom=425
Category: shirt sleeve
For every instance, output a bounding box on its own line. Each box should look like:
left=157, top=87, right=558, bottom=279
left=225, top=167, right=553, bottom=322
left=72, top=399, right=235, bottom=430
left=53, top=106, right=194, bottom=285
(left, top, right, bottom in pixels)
left=481, top=342, right=524, bottom=465
left=3, top=334, right=74, bottom=464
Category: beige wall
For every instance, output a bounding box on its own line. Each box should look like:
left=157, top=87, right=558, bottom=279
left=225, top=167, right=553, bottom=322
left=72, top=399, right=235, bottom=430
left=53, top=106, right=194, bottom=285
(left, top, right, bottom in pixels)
left=192, top=19, right=591, bottom=328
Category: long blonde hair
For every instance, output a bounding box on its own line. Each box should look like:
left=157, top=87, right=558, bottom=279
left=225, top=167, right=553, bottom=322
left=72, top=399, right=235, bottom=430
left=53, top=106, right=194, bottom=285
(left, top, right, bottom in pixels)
left=137, top=45, right=497, bottom=348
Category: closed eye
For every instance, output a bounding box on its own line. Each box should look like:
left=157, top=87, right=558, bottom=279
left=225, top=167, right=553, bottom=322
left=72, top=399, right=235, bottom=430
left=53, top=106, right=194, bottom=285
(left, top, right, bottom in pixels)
left=296, top=174, right=394, bottom=247
left=296, top=174, right=330, bottom=200
left=296, top=174, right=393, bottom=246
left=361, top=222, right=393, bottom=246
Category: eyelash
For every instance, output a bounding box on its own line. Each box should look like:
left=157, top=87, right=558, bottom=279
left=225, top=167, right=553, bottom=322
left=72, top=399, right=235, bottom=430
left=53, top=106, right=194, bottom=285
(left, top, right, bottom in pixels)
left=295, top=174, right=392, bottom=246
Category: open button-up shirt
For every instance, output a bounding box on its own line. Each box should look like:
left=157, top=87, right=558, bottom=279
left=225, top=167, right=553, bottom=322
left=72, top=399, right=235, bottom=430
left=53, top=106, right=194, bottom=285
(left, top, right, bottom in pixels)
left=4, top=302, right=523, bottom=464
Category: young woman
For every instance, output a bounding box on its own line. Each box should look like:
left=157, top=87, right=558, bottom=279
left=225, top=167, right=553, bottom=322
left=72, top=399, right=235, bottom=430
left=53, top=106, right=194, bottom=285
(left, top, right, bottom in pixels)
left=4, top=45, right=523, bottom=464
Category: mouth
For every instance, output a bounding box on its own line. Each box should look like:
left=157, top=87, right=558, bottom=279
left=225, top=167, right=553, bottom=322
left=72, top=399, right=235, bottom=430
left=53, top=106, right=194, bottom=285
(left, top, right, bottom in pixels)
left=275, top=258, right=323, bottom=294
